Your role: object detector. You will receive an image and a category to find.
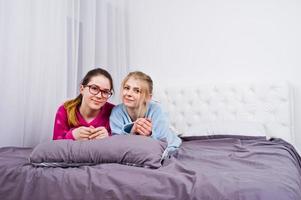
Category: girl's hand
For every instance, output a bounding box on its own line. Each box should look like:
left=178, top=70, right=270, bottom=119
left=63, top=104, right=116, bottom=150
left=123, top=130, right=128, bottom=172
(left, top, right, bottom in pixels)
left=132, top=118, right=152, bottom=136
left=89, top=126, right=109, bottom=140
left=72, top=126, right=93, bottom=140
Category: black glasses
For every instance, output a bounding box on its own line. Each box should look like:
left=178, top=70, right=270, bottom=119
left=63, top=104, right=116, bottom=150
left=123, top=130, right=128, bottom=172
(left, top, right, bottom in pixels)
left=84, top=84, right=113, bottom=98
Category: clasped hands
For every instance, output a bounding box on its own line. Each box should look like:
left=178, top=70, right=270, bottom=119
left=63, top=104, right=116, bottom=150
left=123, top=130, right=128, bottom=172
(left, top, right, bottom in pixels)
left=73, top=126, right=109, bottom=141
left=131, top=118, right=152, bottom=136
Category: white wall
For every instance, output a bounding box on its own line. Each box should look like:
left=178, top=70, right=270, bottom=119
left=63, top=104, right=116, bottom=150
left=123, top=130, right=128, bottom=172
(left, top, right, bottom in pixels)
left=126, top=0, right=301, bottom=149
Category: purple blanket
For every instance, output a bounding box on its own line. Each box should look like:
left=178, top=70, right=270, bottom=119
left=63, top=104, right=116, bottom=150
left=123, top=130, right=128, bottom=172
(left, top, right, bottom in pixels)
left=0, top=136, right=300, bottom=200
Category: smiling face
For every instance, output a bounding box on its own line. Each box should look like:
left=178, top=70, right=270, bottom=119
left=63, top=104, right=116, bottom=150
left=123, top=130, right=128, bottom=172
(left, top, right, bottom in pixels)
left=80, top=75, right=111, bottom=111
left=121, top=72, right=153, bottom=118
left=122, top=77, right=144, bottom=109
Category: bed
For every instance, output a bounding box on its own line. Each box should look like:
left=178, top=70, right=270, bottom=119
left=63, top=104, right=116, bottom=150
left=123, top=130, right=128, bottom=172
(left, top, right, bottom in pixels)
left=0, top=82, right=300, bottom=200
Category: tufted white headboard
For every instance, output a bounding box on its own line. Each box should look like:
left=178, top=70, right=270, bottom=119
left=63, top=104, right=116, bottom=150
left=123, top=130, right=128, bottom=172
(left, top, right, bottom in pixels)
left=154, top=82, right=295, bottom=144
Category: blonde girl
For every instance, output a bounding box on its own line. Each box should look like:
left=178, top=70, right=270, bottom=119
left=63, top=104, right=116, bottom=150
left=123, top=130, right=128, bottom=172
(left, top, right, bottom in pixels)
left=110, top=71, right=181, bottom=154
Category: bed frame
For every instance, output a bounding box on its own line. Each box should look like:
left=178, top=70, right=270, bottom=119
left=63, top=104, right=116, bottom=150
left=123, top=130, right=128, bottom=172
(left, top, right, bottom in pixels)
left=154, top=82, right=295, bottom=144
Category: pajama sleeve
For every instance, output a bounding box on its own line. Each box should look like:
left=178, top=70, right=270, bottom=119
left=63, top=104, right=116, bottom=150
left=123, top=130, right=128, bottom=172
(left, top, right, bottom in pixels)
left=149, top=103, right=182, bottom=149
left=53, top=105, right=75, bottom=140
left=109, top=105, right=134, bottom=135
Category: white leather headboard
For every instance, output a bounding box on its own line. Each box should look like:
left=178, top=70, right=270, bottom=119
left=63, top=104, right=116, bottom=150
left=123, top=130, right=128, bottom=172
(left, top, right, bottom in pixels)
left=154, top=82, right=295, bottom=144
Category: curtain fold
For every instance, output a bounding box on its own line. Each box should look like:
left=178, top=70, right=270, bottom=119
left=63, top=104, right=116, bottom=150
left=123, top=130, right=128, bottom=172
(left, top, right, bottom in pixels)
left=0, top=0, right=128, bottom=147
left=79, top=0, right=129, bottom=104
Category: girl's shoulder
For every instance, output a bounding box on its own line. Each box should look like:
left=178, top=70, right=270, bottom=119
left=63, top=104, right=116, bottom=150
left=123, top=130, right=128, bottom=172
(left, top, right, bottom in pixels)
left=111, top=103, right=125, bottom=113
left=148, top=100, right=162, bottom=109
left=99, top=102, right=116, bottom=117
left=147, top=101, right=164, bottom=114
left=57, top=104, right=67, bottom=113
left=104, top=101, right=115, bottom=110
left=54, top=104, right=68, bottom=118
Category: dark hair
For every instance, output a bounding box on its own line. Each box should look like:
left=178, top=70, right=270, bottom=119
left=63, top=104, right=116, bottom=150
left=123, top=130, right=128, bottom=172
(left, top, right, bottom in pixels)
left=64, top=68, right=114, bottom=126
left=81, top=68, right=114, bottom=92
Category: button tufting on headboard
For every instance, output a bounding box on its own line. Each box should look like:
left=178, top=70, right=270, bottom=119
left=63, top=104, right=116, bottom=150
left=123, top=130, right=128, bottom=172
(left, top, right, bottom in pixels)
left=153, top=82, right=294, bottom=144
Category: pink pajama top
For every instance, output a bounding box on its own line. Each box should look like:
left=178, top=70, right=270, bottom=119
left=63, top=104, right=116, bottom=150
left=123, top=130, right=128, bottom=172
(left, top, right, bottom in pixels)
left=53, top=102, right=115, bottom=140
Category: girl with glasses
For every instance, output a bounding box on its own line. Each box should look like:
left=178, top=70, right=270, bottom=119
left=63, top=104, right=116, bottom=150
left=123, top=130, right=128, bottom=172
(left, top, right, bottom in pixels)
left=110, top=71, right=181, bottom=156
left=53, top=68, right=114, bottom=141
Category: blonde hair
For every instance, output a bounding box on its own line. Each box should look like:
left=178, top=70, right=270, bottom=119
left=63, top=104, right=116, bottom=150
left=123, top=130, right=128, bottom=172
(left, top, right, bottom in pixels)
left=122, top=71, right=153, bottom=118
left=64, top=96, right=81, bottom=127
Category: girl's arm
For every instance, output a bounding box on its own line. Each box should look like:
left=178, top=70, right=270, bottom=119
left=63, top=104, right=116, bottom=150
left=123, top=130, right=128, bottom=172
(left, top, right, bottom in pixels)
left=53, top=105, right=75, bottom=140
left=149, top=103, right=182, bottom=149
left=109, top=105, right=134, bottom=135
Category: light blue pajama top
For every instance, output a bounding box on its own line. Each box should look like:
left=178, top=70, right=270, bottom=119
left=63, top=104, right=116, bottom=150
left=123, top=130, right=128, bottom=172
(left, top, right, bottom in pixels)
left=109, top=101, right=182, bottom=154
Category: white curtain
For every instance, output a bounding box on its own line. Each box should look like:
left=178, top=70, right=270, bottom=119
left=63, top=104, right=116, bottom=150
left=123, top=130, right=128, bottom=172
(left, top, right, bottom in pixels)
left=0, top=0, right=128, bottom=147
left=78, top=0, right=129, bottom=104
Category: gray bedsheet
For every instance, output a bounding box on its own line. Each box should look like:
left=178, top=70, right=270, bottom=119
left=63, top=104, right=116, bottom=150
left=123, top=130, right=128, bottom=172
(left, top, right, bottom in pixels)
left=0, top=136, right=300, bottom=200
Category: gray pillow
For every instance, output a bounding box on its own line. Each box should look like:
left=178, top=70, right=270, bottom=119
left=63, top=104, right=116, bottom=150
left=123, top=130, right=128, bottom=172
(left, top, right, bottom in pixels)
left=29, top=135, right=167, bottom=169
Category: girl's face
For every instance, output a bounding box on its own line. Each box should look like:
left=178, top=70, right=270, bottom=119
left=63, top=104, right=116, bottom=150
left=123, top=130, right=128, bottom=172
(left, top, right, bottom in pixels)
left=80, top=75, right=111, bottom=111
left=122, top=77, right=148, bottom=109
